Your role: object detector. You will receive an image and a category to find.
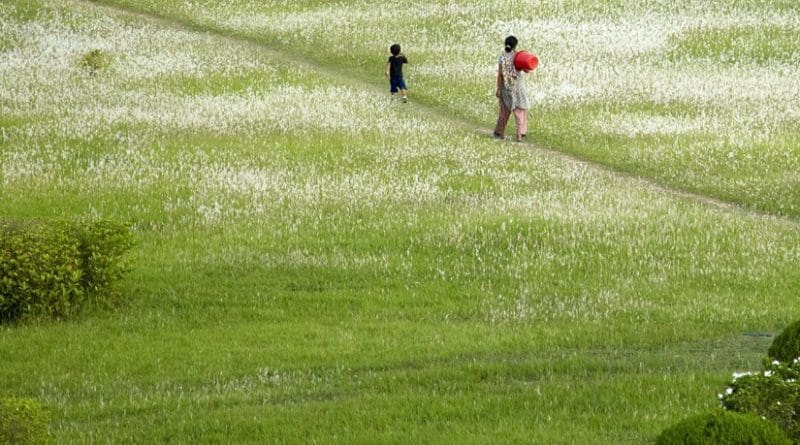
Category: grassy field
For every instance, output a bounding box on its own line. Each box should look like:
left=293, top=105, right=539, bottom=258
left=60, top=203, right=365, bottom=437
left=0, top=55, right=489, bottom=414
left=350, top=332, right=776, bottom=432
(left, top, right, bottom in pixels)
left=94, top=0, right=800, bottom=217
left=1, top=0, right=799, bottom=443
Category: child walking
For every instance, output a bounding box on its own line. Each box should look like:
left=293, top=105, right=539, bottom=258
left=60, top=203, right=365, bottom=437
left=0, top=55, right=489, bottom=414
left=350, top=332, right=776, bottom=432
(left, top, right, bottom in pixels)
left=385, top=43, right=408, bottom=102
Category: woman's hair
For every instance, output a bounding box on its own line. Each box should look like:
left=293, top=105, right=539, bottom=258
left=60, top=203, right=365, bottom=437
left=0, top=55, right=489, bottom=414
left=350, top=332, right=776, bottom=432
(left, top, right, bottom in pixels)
left=504, top=36, right=518, bottom=52
left=390, top=44, right=401, bottom=55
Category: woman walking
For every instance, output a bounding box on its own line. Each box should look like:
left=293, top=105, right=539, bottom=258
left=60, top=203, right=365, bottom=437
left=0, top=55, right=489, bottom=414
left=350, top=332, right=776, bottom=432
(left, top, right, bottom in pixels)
left=494, top=36, right=528, bottom=142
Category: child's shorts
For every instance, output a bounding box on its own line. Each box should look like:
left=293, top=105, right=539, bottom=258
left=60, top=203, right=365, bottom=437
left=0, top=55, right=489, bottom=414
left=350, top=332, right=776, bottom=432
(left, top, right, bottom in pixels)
left=390, top=76, right=407, bottom=93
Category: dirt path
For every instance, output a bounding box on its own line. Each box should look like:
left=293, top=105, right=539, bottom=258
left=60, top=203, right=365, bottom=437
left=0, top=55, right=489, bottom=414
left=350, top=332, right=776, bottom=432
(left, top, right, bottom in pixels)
left=68, top=0, right=799, bottom=229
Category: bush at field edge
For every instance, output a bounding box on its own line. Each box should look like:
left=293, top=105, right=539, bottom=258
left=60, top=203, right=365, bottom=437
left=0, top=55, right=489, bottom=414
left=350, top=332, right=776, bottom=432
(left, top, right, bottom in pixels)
left=0, top=218, right=133, bottom=322
left=769, top=319, right=800, bottom=363
left=0, top=397, right=49, bottom=444
left=655, top=410, right=791, bottom=445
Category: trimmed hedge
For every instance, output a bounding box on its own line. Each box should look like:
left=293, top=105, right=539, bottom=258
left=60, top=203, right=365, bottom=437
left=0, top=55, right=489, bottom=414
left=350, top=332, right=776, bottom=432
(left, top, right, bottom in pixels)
left=656, top=410, right=791, bottom=445
left=0, top=397, right=49, bottom=444
left=0, top=218, right=132, bottom=321
left=769, top=320, right=800, bottom=363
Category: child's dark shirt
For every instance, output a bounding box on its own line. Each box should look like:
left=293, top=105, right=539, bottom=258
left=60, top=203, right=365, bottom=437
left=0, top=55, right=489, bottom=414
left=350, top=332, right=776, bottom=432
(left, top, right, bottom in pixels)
left=388, top=55, right=408, bottom=79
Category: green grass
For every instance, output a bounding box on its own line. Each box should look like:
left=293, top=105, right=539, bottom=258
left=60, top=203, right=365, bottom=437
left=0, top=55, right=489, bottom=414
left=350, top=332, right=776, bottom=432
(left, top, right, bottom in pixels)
left=531, top=101, right=800, bottom=215
left=2, top=0, right=800, bottom=443
left=0, top=0, right=44, bottom=22
left=669, top=25, right=800, bottom=65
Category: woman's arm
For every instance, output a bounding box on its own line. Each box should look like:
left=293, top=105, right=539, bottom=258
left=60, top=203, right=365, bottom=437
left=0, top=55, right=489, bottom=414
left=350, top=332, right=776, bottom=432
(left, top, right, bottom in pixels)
left=496, top=64, right=503, bottom=97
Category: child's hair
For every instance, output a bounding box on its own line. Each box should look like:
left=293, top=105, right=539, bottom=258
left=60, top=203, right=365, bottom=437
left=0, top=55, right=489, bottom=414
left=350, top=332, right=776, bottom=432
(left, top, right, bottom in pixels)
left=390, top=43, right=401, bottom=56
left=504, top=36, right=518, bottom=52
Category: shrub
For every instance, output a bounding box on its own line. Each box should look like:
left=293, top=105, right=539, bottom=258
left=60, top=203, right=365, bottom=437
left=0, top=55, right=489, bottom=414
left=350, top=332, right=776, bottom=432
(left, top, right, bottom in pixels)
left=769, top=320, right=800, bottom=363
left=720, top=358, right=800, bottom=441
left=80, top=49, right=111, bottom=74
left=655, top=410, right=791, bottom=445
left=0, top=218, right=133, bottom=322
left=0, top=397, right=49, bottom=444
left=73, top=219, right=134, bottom=304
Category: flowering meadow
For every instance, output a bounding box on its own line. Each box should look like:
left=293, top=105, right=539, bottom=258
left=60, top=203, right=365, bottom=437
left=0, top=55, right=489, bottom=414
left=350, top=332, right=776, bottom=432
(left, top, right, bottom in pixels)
left=1, top=0, right=800, bottom=443
left=98, top=0, right=800, bottom=217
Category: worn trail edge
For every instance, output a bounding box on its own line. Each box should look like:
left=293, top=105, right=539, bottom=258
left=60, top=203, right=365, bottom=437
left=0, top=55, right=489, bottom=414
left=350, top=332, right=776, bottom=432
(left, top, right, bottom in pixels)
left=69, top=0, right=799, bottom=229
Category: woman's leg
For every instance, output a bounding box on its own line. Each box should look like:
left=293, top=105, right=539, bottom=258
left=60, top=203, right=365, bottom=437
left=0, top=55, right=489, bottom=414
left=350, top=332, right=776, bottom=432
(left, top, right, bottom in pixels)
left=494, top=99, right=511, bottom=138
left=513, top=108, right=528, bottom=140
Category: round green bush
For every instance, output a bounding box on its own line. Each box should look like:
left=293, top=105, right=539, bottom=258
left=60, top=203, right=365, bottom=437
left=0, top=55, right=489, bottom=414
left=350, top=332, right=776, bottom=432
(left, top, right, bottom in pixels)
left=720, top=359, right=800, bottom=441
left=656, top=410, right=791, bottom=445
left=768, top=320, right=800, bottom=363
left=0, top=397, right=49, bottom=445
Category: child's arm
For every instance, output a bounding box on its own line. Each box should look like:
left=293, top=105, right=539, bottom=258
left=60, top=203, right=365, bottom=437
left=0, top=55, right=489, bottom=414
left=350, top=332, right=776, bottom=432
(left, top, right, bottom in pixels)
left=385, top=61, right=390, bottom=77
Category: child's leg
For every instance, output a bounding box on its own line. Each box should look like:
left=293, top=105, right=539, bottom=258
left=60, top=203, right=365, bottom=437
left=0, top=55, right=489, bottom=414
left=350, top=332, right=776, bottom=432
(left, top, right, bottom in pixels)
left=494, top=99, right=511, bottom=137
left=513, top=108, right=528, bottom=139
left=398, top=78, right=408, bottom=101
